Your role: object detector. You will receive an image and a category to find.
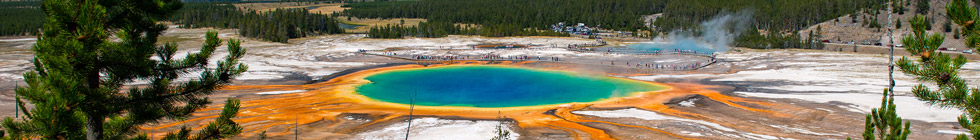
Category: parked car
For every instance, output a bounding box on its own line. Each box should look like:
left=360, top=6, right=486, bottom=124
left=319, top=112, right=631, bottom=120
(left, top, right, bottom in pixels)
left=822, top=40, right=830, bottom=43
left=874, top=42, right=882, bottom=46
left=950, top=48, right=958, bottom=51
left=964, top=50, right=973, bottom=54
left=896, top=44, right=903, bottom=48
left=939, top=47, right=948, bottom=51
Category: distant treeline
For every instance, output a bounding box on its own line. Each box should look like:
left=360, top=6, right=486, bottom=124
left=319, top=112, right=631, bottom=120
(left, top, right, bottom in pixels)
left=1, top=0, right=887, bottom=49
left=654, top=0, right=885, bottom=32
left=182, top=0, right=343, bottom=3
left=340, top=0, right=885, bottom=49
left=0, top=1, right=347, bottom=41
left=340, top=0, right=664, bottom=32
left=169, top=3, right=344, bottom=42
left=0, top=0, right=43, bottom=36
left=340, top=0, right=884, bottom=33
left=368, top=22, right=568, bottom=39
left=654, top=0, right=883, bottom=49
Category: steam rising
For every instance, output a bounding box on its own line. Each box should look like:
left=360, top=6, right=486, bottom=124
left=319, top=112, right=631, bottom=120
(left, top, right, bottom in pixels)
left=656, top=10, right=754, bottom=53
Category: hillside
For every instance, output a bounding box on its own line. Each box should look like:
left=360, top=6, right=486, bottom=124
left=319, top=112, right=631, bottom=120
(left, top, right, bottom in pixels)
left=800, top=0, right=969, bottom=51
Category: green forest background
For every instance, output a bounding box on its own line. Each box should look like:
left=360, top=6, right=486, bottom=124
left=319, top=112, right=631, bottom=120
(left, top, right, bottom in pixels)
left=1, top=0, right=888, bottom=47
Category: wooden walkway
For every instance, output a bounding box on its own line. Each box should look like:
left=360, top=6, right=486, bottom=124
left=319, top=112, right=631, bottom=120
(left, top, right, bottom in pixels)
left=358, top=48, right=717, bottom=71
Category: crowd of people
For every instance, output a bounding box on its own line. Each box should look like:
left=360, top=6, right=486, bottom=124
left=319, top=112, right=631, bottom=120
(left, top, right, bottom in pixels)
left=412, top=55, right=465, bottom=60
left=570, top=47, right=712, bottom=56
left=364, top=48, right=715, bottom=71
left=478, top=54, right=538, bottom=60
left=396, top=54, right=563, bottom=62
left=672, top=49, right=700, bottom=54
left=603, top=60, right=713, bottom=70
left=377, top=51, right=397, bottom=56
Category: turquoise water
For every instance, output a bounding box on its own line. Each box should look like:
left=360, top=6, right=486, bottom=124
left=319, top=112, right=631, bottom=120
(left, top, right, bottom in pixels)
left=356, top=66, right=665, bottom=107
left=622, top=40, right=716, bottom=54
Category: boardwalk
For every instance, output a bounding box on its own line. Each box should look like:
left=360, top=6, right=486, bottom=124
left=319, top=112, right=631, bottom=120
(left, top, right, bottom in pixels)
left=358, top=46, right=717, bottom=71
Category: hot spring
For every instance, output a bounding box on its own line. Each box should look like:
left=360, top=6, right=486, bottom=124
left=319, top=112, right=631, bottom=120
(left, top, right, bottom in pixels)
left=355, top=65, right=666, bottom=107
left=603, top=40, right=719, bottom=54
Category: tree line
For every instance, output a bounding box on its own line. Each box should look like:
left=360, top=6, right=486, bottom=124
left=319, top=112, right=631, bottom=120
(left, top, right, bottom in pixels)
left=169, top=3, right=345, bottom=43
left=654, top=0, right=885, bottom=33
left=339, top=0, right=885, bottom=49
left=0, top=0, right=43, bottom=36
left=338, top=0, right=884, bottom=33
left=0, top=1, right=347, bottom=42
left=657, top=0, right=884, bottom=50
left=237, top=8, right=345, bottom=42
left=183, top=0, right=343, bottom=3
left=368, top=22, right=568, bottom=39
left=339, top=0, right=667, bottom=32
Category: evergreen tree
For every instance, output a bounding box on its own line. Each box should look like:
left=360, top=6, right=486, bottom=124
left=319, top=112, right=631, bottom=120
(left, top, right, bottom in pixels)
left=168, top=4, right=345, bottom=43
left=491, top=113, right=511, bottom=140
left=490, top=123, right=511, bottom=140
left=817, top=26, right=823, bottom=38
left=0, top=0, right=248, bottom=139
left=926, top=21, right=933, bottom=30
left=946, top=20, right=954, bottom=32
left=916, top=0, right=930, bottom=14
left=860, top=89, right=912, bottom=140
left=955, top=28, right=961, bottom=39
left=896, top=19, right=903, bottom=29
left=865, top=16, right=871, bottom=26
left=869, top=17, right=883, bottom=31
left=857, top=4, right=915, bottom=139
left=900, top=1, right=980, bottom=137
left=257, top=131, right=268, bottom=140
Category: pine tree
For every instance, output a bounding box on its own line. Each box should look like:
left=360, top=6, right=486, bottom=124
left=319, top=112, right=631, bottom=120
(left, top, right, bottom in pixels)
left=855, top=3, right=915, bottom=139
left=257, top=131, right=268, bottom=140
left=816, top=25, right=824, bottom=38
left=899, top=1, right=980, bottom=138
left=926, top=17, right=934, bottom=30
left=955, top=28, right=961, bottom=39
left=490, top=123, right=511, bottom=140
left=491, top=113, right=511, bottom=140
left=946, top=20, right=954, bottom=32
left=864, top=16, right=870, bottom=26
left=896, top=19, right=903, bottom=29
left=860, top=89, right=912, bottom=140
left=916, top=0, right=930, bottom=14
left=1, top=0, right=248, bottom=139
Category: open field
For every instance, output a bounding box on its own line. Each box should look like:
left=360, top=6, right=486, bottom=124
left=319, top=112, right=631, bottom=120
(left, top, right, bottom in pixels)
left=308, top=3, right=348, bottom=14
left=234, top=2, right=341, bottom=13
left=336, top=17, right=427, bottom=33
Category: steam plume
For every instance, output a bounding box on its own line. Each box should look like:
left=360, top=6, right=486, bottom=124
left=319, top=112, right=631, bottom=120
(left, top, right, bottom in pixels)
left=656, top=10, right=754, bottom=53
